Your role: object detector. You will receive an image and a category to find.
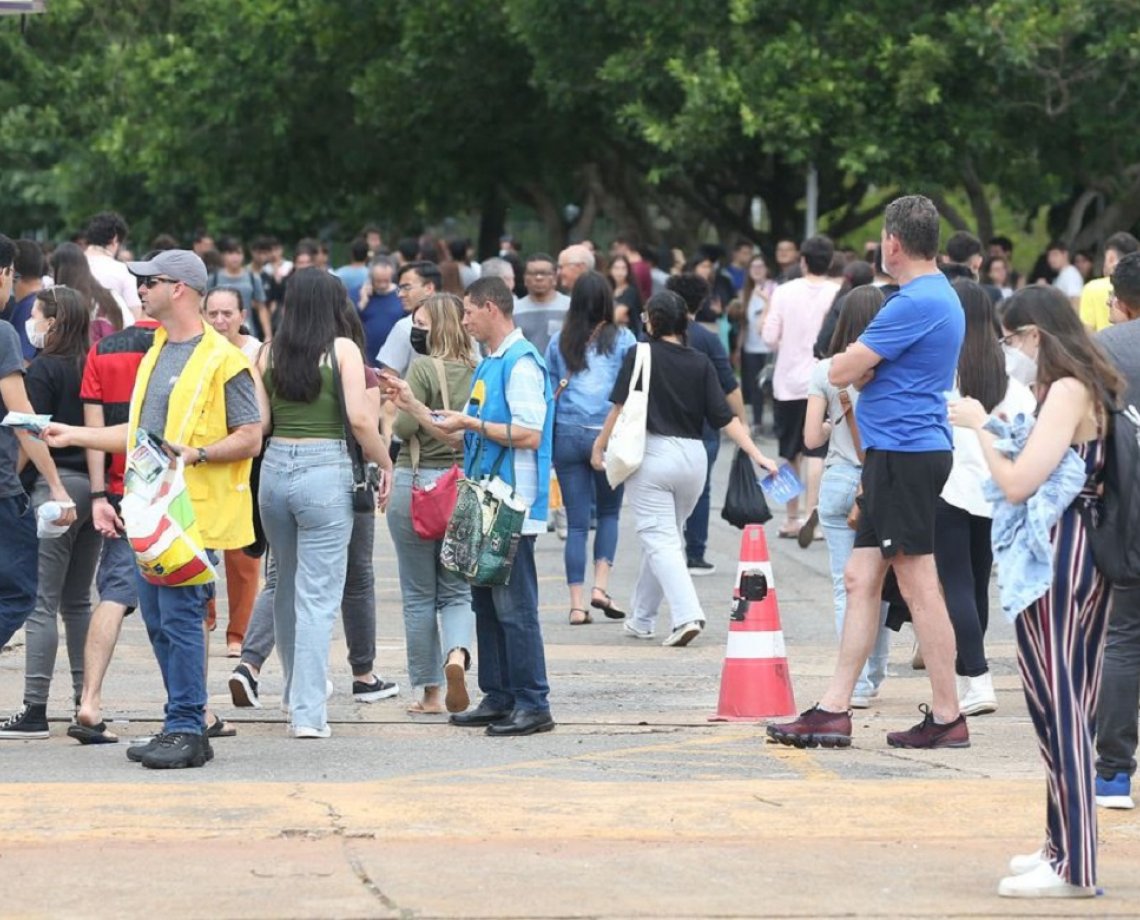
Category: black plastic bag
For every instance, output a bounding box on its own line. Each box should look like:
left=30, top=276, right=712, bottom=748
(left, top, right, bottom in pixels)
left=721, top=448, right=772, bottom=529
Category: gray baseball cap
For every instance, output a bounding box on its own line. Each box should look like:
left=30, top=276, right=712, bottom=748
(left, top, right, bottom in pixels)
left=126, top=249, right=208, bottom=293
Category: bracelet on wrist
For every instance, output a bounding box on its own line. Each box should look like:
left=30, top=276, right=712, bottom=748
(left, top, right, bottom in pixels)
left=90, top=490, right=107, bottom=500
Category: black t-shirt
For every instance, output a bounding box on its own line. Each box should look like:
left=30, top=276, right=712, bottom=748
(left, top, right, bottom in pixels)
left=24, top=353, right=88, bottom=483
left=610, top=339, right=733, bottom=440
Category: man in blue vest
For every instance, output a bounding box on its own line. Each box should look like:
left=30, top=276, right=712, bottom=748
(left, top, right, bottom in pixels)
left=433, top=276, right=555, bottom=736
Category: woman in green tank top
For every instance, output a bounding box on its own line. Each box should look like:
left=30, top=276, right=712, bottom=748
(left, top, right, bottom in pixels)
left=382, top=293, right=477, bottom=715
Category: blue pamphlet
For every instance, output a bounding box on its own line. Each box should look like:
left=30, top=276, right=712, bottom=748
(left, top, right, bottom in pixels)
left=758, top=465, right=804, bottom=504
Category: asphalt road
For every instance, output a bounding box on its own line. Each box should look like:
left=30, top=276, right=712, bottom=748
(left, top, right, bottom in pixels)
left=1, top=434, right=1138, bottom=918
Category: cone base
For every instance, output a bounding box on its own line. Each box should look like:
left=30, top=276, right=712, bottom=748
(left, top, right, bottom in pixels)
left=711, top=658, right=796, bottom=721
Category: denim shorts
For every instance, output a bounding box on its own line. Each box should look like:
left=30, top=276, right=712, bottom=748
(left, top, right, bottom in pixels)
left=97, top=533, right=139, bottom=614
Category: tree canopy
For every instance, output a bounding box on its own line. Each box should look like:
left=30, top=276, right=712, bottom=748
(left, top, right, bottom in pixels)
left=1, top=0, right=1137, bottom=257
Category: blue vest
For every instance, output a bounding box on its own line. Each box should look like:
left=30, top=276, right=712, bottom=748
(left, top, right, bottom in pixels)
left=463, top=336, right=554, bottom=521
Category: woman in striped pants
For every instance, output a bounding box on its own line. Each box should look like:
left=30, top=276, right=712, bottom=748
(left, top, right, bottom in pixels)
left=949, top=286, right=1124, bottom=899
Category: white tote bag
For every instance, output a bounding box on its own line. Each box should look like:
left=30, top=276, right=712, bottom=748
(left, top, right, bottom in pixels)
left=605, top=343, right=651, bottom=487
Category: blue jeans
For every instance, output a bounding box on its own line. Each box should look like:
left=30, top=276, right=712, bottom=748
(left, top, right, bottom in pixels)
left=683, top=433, right=720, bottom=560
left=259, top=439, right=354, bottom=732
left=818, top=462, right=890, bottom=697
left=553, top=423, right=623, bottom=585
left=471, top=536, right=550, bottom=713
left=136, top=572, right=214, bottom=734
left=0, top=494, right=39, bottom=650
left=387, top=467, right=474, bottom=689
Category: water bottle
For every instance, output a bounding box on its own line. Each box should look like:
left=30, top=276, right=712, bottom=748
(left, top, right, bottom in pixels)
left=37, top=501, right=71, bottom=538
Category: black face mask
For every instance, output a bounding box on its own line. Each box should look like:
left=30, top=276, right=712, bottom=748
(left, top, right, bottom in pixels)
left=410, top=325, right=429, bottom=355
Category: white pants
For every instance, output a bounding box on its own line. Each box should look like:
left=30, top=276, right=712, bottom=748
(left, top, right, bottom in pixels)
left=627, top=435, right=708, bottom=632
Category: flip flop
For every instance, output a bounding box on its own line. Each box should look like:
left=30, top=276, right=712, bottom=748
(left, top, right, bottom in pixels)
left=206, top=717, right=237, bottom=738
left=67, top=721, right=119, bottom=745
left=590, top=591, right=627, bottom=620
left=407, top=700, right=445, bottom=715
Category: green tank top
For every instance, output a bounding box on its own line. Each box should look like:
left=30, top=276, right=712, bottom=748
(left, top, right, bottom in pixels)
left=264, top=362, right=343, bottom=439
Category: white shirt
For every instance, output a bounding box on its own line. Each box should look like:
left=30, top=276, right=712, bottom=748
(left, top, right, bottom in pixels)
left=377, top=314, right=414, bottom=377
left=1053, top=264, right=1084, bottom=298
left=941, top=377, right=1037, bottom=517
left=86, top=250, right=141, bottom=324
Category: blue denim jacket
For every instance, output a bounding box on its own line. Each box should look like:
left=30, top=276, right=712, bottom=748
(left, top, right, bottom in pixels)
left=984, top=412, right=1089, bottom=621
left=545, top=327, right=637, bottom=428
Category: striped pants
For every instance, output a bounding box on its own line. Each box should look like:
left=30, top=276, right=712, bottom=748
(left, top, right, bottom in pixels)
left=1014, top=528, right=1111, bottom=888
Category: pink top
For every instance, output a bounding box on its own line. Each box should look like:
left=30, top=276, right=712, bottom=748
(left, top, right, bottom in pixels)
left=761, top=277, right=839, bottom=401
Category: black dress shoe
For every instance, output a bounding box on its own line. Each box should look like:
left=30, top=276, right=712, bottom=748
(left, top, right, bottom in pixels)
left=485, top=709, right=555, bottom=737
left=449, top=702, right=511, bottom=727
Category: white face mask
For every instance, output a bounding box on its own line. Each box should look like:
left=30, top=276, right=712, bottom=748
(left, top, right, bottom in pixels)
left=25, top=317, right=46, bottom=351
left=1003, top=344, right=1037, bottom=387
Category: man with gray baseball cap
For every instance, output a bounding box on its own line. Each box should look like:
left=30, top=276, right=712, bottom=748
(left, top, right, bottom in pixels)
left=43, top=248, right=264, bottom=769
left=126, top=249, right=209, bottom=294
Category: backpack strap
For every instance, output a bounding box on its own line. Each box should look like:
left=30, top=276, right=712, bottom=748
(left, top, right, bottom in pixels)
left=837, top=388, right=865, bottom=463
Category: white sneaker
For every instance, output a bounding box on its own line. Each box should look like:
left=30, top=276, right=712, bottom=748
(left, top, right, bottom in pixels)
left=663, top=620, right=703, bottom=648
left=1008, top=848, right=1044, bottom=876
left=850, top=689, right=878, bottom=709
left=958, top=672, right=998, bottom=716
left=326, top=679, right=334, bottom=700
left=293, top=725, right=332, bottom=739
left=997, top=861, right=1094, bottom=898
left=623, top=621, right=655, bottom=640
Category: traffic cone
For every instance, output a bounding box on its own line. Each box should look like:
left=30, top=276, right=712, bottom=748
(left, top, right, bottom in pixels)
left=709, top=524, right=797, bottom=721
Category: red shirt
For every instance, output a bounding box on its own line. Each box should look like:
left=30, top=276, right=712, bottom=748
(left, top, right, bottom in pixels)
left=79, top=320, right=160, bottom=497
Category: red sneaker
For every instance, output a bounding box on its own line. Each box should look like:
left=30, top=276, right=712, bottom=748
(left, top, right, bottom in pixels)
left=886, top=704, right=970, bottom=749
left=766, top=705, right=852, bottom=748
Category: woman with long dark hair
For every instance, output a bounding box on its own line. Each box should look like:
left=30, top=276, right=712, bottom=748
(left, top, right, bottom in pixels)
left=937, top=280, right=1036, bottom=716
left=255, top=268, right=391, bottom=739
left=592, top=291, right=778, bottom=647
left=950, top=286, right=1125, bottom=897
left=803, top=285, right=889, bottom=708
left=607, top=254, right=642, bottom=333
left=49, top=242, right=124, bottom=342
left=0, top=287, right=99, bottom=739
left=545, top=271, right=636, bottom=624
left=739, top=254, right=776, bottom=432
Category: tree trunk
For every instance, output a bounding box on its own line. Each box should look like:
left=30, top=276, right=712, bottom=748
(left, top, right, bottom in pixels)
left=476, top=187, right=507, bottom=261
left=961, top=160, right=994, bottom=243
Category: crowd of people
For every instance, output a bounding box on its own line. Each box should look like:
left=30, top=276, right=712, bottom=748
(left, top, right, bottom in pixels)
left=0, top=197, right=1137, bottom=899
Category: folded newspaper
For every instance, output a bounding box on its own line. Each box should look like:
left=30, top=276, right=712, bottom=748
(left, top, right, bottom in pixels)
left=1, top=411, right=51, bottom=434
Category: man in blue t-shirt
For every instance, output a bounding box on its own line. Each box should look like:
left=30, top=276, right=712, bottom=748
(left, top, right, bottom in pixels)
left=768, top=195, right=968, bottom=752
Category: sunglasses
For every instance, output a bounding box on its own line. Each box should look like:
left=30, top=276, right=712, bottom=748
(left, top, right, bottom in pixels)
left=141, top=276, right=179, bottom=289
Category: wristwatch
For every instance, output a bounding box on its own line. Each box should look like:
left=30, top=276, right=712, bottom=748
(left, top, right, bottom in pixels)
left=196, top=447, right=208, bottom=466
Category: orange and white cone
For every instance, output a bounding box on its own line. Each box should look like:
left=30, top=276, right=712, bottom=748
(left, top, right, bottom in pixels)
left=710, top=524, right=797, bottom=721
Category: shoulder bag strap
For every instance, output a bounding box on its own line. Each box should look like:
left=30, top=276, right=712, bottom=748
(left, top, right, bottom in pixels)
left=837, top=388, right=865, bottom=463
left=329, top=344, right=366, bottom=481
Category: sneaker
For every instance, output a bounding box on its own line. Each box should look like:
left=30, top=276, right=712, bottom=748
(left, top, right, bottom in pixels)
left=293, top=724, right=332, bottom=739
left=766, top=705, right=852, bottom=748
left=623, top=621, right=655, bottom=640
left=1095, top=772, right=1135, bottom=809
left=326, top=678, right=334, bottom=699
left=1009, top=848, right=1044, bottom=876
left=353, top=674, right=399, bottom=702
left=886, top=704, right=970, bottom=749
left=126, top=733, right=164, bottom=763
left=140, top=731, right=211, bottom=769
left=850, top=690, right=877, bottom=710
left=997, top=860, right=1094, bottom=898
left=228, top=663, right=261, bottom=709
left=686, top=557, right=716, bottom=576
left=0, top=705, right=49, bottom=740
left=663, top=620, right=704, bottom=647
left=957, top=672, right=998, bottom=716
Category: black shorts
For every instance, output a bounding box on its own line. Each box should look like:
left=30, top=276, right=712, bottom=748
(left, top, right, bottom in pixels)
left=773, top=398, right=828, bottom=462
left=854, top=449, right=952, bottom=558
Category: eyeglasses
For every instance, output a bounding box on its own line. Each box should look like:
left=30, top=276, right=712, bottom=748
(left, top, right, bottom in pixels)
left=397, top=282, right=418, bottom=293
left=141, top=277, right=179, bottom=289
left=1000, top=325, right=1033, bottom=346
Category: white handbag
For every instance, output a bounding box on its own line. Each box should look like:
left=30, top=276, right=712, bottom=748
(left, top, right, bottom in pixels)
left=605, top=343, right=651, bottom=487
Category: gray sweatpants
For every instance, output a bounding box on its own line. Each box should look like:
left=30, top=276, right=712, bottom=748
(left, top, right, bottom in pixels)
left=241, top=510, right=377, bottom=675
left=626, top=435, right=708, bottom=633
left=1096, top=582, right=1140, bottom=778
left=25, top=469, right=102, bottom=707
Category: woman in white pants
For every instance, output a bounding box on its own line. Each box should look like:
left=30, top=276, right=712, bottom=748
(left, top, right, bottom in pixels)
left=592, top=291, right=778, bottom=647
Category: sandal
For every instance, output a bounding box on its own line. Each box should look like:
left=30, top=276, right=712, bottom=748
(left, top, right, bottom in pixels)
left=797, top=509, right=819, bottom=548
left=569, top=608, right=592, bottom=625
left=206, top=716, right=237, bottom=738
left=590, top=590, right=627, bottom=620
left=778, top=520, right=802, bottom=539
left=67, top=720, right=119, bottom=745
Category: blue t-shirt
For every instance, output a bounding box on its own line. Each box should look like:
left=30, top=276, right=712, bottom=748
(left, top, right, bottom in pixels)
left=857, top=272, right=964, bottom=452
left=335, top=265, right=369, bottom=306
left=10, top=293, right=38, bottom=362
left=359, top=291, right=405, bottom=368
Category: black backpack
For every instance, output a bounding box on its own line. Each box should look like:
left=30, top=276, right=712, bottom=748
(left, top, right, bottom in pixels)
left=1083, top=402, right=1140, bottom=585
